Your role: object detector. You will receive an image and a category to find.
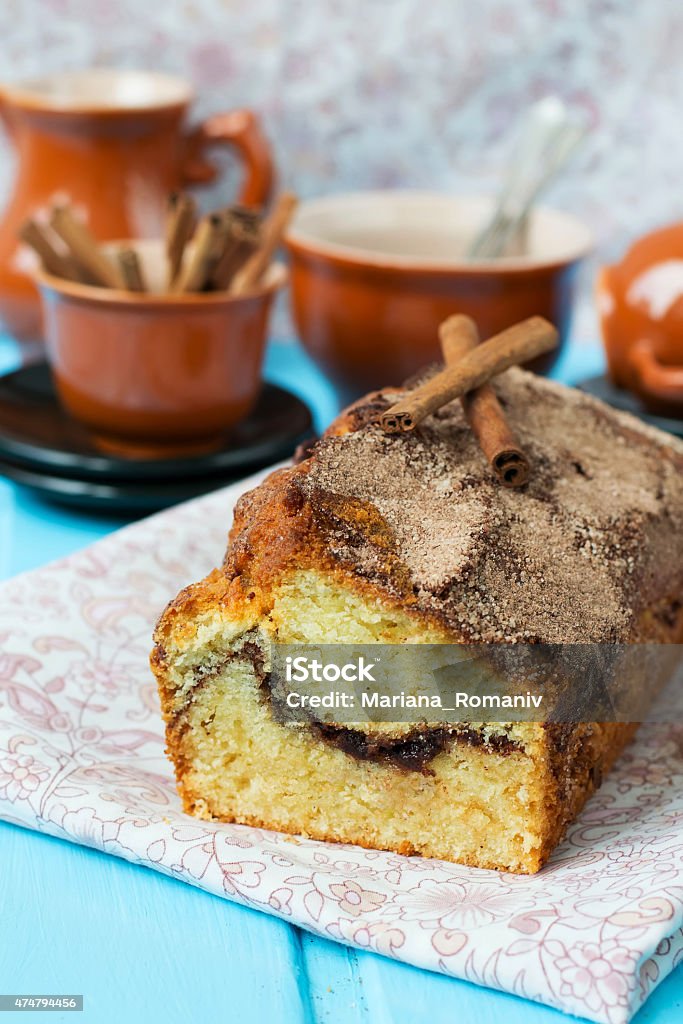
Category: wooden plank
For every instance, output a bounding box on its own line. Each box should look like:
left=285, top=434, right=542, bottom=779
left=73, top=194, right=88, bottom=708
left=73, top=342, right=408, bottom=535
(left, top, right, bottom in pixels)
left=0, top=821, right=312, bottom=1024
left=340, top=942, right=683, bottom=1024
left=300, top=931, right=375, bottom=1023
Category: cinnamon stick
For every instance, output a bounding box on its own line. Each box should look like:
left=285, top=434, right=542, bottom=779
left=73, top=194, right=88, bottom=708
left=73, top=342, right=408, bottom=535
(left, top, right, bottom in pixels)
left=439, top=315, right=530, bottom=488
left=116, top=247, right=147, bottom=292
left=380, top=316, right=558, bottom=433
left=230, top=192, right=297, bottom=295
left=438, top=313, right=479, bottom=365
left=219, top=204, right=262, bottom=230
left=171, top=213, right=227, bottom=293
left=209, top=214, right=261, bottom=290
left=18, top=219, right=80, bottom=281
left=165, top=192, right=197, bottom=287
left=49, top=205, right=125, bottom=289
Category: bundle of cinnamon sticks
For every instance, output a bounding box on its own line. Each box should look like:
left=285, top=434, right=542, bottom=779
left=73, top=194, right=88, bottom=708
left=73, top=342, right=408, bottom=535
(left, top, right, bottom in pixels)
left=19, top=191, right=298, bottom=297
left=380, top=314, right=559, bottom=488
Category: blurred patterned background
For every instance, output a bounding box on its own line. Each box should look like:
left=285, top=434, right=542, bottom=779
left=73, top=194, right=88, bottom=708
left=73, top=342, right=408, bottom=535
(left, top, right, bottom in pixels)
left=0, top=0, right=680, bottom=344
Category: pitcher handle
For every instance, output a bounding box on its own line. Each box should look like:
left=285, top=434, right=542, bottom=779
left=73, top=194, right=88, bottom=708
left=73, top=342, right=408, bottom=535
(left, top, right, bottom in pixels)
left=182, top=109, right=276, bottom=209
left=628, top=337, right=683, bottom=408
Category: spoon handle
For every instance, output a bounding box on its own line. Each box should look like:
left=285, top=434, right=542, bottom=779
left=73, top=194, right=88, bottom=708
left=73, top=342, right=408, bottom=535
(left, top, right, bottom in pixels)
left=468, top=98, right=586, bottom=260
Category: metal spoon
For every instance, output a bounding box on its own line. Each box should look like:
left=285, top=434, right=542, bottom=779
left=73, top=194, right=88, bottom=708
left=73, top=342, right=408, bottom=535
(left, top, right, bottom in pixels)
left=468, top=97, right=587, bottom=260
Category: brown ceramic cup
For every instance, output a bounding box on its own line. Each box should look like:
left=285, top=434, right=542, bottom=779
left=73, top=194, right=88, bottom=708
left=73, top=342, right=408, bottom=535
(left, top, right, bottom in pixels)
left=0, top=69, right=276, bottom=341
left=36, top=241, right=286, bottom=458
left=286, top=191, right=592, bottom=399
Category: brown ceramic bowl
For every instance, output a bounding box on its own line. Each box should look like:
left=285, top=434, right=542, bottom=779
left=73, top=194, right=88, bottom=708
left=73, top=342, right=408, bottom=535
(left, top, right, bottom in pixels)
left=286, top=191, right=592, bottom=399
left=37, top=241, right=286, bottom=457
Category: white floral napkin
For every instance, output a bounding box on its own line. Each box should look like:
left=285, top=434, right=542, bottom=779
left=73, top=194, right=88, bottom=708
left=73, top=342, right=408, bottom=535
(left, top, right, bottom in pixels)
left=1, top=467, right=682, bottom=1024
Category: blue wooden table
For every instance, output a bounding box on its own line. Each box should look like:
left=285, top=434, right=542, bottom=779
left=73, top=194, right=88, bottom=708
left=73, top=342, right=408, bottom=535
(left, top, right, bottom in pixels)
left=1, top=332, right=681, bottom=1024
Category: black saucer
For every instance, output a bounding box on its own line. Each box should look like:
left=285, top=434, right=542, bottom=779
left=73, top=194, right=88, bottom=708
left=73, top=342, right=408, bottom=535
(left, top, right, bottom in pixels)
left=577, top=374, right=683, bottom=438
left=0, top=363, right=313, bottom=511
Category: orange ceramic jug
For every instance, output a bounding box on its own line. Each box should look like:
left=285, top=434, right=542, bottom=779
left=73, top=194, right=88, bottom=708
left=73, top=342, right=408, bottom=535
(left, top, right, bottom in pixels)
left=0, top=69, right=275, bottom=341
left=598, top=222, right=683, bottom=416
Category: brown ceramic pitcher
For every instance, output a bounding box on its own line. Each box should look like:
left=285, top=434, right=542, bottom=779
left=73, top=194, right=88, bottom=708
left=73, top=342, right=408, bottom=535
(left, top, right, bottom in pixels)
left=0, top=69, right=275, bottom=341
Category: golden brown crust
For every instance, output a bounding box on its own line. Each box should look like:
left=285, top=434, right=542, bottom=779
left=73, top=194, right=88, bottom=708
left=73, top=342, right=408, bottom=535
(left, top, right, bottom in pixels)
left=535, top=722, right=639, bottom=867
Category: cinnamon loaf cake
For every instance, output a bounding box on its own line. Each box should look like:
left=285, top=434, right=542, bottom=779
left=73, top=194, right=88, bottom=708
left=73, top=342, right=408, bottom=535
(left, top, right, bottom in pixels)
left=151, top=368, right=683, bottom=873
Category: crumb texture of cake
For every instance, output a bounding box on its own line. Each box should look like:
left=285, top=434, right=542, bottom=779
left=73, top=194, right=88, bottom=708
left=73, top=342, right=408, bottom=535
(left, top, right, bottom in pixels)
left=152, top=367, right=683, bottom=874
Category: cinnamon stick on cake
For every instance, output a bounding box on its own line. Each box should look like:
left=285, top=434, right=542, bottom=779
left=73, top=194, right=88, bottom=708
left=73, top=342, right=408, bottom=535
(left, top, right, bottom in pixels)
left=151, top=363, right=683, bottom=873
left=380, top=316, right=557, bottom=432
left=439, top=314, right=531, bottom=486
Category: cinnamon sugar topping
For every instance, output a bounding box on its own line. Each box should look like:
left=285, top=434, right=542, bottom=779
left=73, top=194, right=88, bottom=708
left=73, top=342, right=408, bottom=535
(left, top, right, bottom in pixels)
left=299, top=368, right=683, bottom=643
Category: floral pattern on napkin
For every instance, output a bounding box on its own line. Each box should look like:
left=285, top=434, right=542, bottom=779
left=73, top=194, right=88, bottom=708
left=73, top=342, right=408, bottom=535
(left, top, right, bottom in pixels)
left=1, top=468, right=683, bottom=1024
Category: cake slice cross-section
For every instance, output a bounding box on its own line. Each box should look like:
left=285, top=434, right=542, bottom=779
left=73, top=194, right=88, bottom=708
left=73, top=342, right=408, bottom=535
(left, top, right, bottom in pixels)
left=151, top=368, right=683, bottom=873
